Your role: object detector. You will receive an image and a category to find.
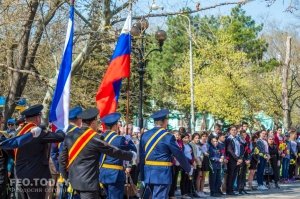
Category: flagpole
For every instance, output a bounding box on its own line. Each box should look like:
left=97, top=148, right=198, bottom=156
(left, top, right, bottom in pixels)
left=125, top=1, right=132, bottom=135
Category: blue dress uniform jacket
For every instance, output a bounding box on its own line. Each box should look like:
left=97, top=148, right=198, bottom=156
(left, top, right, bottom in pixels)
left=50, top=124, right=80, bottom=173
left=59, top=127, right=133, bottom=192
left=0, top=133, right=33, bottom=149
left=99, top=131, right=137, bottom=184
left=140, top=127, right=191, bottom=185
left=99, top=131, right=137, bottom=199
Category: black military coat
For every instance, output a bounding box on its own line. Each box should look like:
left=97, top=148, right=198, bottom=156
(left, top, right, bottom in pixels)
left=15, top=129, right=65, bottom=180
left=59, top=127, right=133, bottom=191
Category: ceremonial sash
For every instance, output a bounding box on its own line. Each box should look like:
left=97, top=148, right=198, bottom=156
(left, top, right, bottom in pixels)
left=99, top=131, right=118, bottom=168
left=67, top=128, right=96, bottom=168
left=14, top=123, right=36, bottom=160
left=144, top=128, right=169, bottom=160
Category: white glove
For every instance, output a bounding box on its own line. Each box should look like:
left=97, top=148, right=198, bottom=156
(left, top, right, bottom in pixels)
left=189, top=167, right=193, bottom=176
left=31, top=127, right=42, bottom=138
left=131, top=151, right=137, bottom=162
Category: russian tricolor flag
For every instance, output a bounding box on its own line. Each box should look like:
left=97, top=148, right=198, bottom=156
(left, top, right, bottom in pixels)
left=96, top=13, right=131, bottom=118
left=49, top=1, right=74, bottom=132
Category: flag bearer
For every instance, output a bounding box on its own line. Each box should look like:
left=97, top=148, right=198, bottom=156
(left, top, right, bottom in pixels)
left=59, top=108, right=136, bottom=199
left=99, top=112, right=137, bottom=199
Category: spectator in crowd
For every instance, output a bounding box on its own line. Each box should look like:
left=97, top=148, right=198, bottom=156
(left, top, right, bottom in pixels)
left=267, top=135, right=280, bottom=189
left=129, top=126, right=140, bottom=186
left=248, top=134, right=259, bottom=190
left=208, top=124, right=222, bottom=145
left=6, top=118, right=16, bottom=137
left=217, top=133, right=227, bottom=194
left=189, top=133, right=202, bottom=197
left=274, top=127, right=284, bottom=147
left=237, top=130, right=251, bottom=195
left=208, top=137, right=223, bottom=197
left=281, top=134, right=291, bottom=182
left=256, top=130, right=270, bottom=190
left=169, top=130, right=183, bottom=199
left=179, top=127, right=187, bottom=134
left=180, top=133, right=194, bottom=199
left=198, top=132, right=210, bottom=197
left=296, top=134, right=300, bottom=179
left=225, top=126, right=242, bottom=195
left=289, top=129, right=298, bottom=181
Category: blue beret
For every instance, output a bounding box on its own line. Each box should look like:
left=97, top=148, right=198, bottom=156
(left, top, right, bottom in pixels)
left=7, top=118, right=16, bottom=124
left=150, top=109, right=170, bottom=121
left=78, top=108, right=99, bottom=121
left=101, top=112, right=121, bottom=126
left=69, top=106, right=83, bottom=120
left=21, top=104, right=43, bottom=117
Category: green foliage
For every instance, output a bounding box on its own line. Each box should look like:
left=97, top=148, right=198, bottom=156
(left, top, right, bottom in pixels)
left=146, top=5, right=273, bottom=124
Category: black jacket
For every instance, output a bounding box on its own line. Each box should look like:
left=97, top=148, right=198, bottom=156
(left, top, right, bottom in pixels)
left=15, top=128, right=65, bottom=180
left=225, top=136, right=241, bottom=162
left=59, top=127, right=133, bottom=191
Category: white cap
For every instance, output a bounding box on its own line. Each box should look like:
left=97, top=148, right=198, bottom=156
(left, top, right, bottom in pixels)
left=133, top=127, right=140, bottom=133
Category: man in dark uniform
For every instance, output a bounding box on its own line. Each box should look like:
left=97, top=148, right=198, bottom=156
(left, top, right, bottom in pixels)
left=59, top=108, right=136, bottom=199
left=140, top=109, right=191, bottom=199
left=0, top=132, right=13, bottom=199
left=99, top=112, right=137, bottom=199
left=0, top=104, right=65, bottom=199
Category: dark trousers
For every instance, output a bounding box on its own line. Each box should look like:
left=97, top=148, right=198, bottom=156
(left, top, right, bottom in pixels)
left=17, top=184, right=46, bottom=199
left=79, top=191, right=99, bottom=199
left=257, top=156, right=266, bottom=186
left=209, top=169, right=221, bottom=194
left=226, top=159, right=238, bottom=194
left=169, top=165, right=181, bottom=197
left=269, top=158, right=279, bottom=184
left=289, top=161, right=296, bottom=179
left=130, top=164, right=139, bottom=185
left=237, top=162, right=247, bottom=191
left=180, top=170, right=192, bottom=195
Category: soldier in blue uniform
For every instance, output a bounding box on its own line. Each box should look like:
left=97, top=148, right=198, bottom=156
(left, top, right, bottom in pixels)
left=0, top=104, right=65, bottom=199
left=59, top=108, right=136, bottom=199
left=140, top=109, right=191, bottom=199
left=99, top=112, right=137, bottom=199
left=51, top=106, right=83, bottom=199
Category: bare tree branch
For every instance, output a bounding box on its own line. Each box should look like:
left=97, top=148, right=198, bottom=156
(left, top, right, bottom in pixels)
left=111, top=0, right=132, bottom=16
left=0, top=64, right=49, bottom=84
left=111, top=0, right=251, bottom=25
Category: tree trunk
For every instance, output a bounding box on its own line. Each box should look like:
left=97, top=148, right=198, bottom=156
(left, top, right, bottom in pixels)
left=3, top=0, right=63, bottom=125
left=282, top=36, right=292, bottom=131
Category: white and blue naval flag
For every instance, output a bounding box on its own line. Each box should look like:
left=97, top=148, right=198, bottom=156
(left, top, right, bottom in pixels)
left=49, top=2, right=75, bottom=132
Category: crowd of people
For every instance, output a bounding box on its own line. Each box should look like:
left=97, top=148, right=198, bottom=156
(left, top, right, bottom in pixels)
left=0, top=106, right=300, bottom=199
left=166, top=124, right=300, bottom=198
left=117, top=123, right=300, bottom=198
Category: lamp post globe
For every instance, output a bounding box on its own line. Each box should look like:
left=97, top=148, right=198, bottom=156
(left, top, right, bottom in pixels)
left=130, top=25, right=141, bottom=37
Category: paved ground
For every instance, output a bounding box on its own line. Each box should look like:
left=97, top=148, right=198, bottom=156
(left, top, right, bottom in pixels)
left=175, top=182, right=300, bottom=198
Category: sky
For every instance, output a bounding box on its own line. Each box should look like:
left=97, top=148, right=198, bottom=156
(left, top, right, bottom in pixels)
left=131, top=0, right=299, bottom=32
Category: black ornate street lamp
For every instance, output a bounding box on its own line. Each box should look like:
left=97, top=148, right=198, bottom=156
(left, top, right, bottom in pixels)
left=131, top=18, right=167, bottom=129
